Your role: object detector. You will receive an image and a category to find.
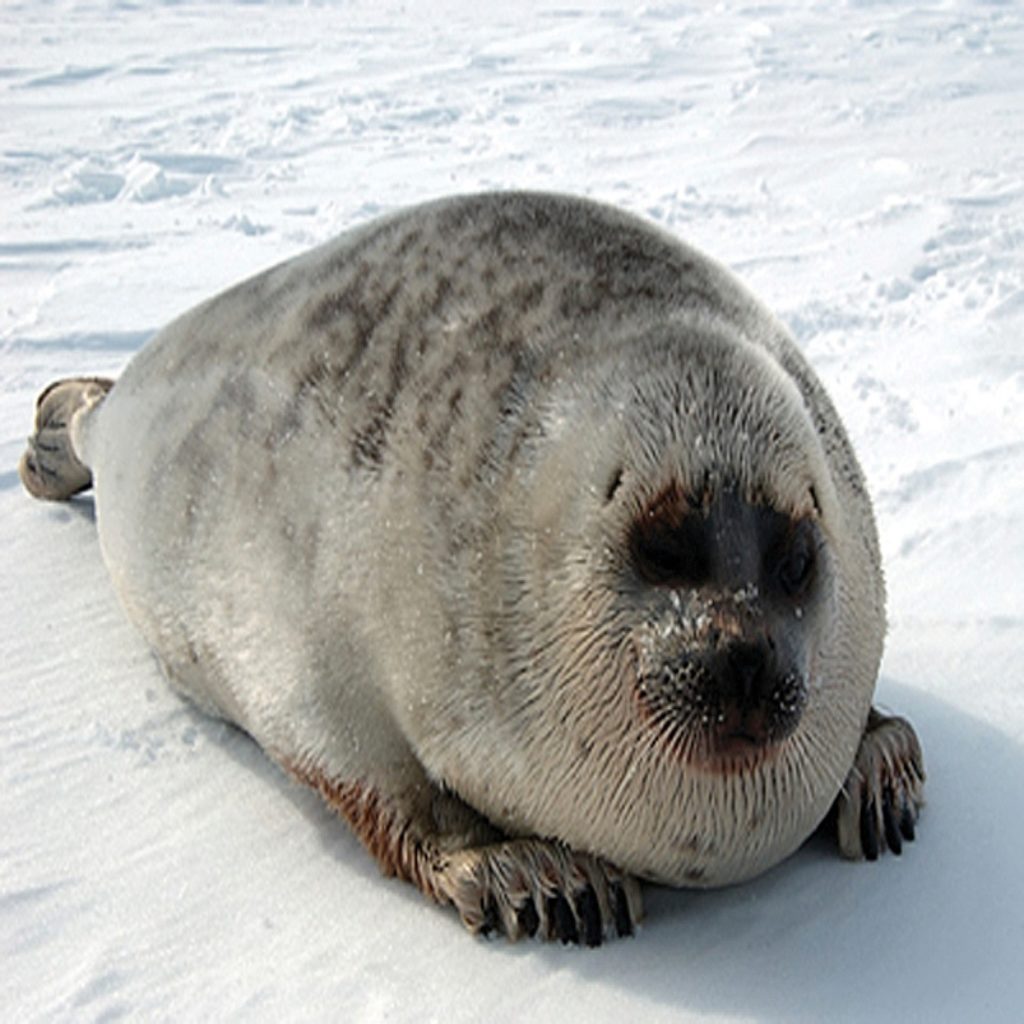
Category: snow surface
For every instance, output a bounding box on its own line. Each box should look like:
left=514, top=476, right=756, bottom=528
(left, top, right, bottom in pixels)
left=2, top=1, right=1023, bottom=1020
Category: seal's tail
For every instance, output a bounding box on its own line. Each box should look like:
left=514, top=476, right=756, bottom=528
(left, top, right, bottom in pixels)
left=19, top=377, right=114, bottom=501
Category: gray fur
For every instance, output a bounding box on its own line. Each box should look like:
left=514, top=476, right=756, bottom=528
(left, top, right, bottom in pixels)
left=21, top=193, right=924, bottom=942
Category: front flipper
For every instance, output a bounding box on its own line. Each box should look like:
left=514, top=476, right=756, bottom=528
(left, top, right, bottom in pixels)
left=438, top=834, right=642, bottom=945
left=289, top=763, right=642, bottom=945
left=834, top=707, right=925, bottom=861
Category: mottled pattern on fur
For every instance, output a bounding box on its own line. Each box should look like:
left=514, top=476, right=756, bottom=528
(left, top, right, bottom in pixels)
left=21, top=193, right=923, bottom=942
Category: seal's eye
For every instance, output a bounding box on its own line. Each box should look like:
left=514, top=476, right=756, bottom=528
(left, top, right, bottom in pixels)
left=774, top=520, right=816, bottom=599
left=604, top=466, right=624, bottom=504
left=630, top=513, right=709, bottom=587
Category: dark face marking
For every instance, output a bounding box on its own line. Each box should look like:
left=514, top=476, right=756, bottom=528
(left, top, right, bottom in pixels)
left=628, top=484, right=818, bottom=599
left=627, top=484, right=821, bottom=765
left=629, top=483, right=709, bottom=587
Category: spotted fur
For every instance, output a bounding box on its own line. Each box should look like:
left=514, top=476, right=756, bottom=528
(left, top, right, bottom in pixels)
left=20, top=192, right=924, bottom=943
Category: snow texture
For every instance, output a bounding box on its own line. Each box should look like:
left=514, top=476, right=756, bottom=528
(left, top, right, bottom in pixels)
left=2, top=1, right=1023, bottom=1021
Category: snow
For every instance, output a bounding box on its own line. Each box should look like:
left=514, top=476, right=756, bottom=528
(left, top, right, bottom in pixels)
left=2, top=1, right=1023, bottom=1020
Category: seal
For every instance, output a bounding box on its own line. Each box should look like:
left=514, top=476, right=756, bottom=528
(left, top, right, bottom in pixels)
left=20, top=192, right=924, bottom=945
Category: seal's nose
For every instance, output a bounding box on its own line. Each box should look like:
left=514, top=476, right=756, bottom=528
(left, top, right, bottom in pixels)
left=717, top=640, right=772, bottom=710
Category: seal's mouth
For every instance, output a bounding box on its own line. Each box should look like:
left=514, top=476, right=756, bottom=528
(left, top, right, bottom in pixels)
left=633, top=659, right=807, bottom=772
left=716, top=726, right=767, bottom=754
left=709, top=725, right=778, bottom=762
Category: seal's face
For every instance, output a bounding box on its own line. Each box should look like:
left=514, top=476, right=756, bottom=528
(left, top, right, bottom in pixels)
left=627, top=483, right=823, bottom=770
left=427, top=326, right=875, bottom=889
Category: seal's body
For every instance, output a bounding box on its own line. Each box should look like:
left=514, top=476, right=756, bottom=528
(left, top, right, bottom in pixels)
left=21, top=193, right=924, bottom=944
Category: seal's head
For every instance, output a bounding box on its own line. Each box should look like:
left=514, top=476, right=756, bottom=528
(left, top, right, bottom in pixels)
left=425, top=317, right=883, bottom=889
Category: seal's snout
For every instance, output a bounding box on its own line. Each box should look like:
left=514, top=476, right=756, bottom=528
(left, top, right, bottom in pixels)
left=717, top=639, right=772, bottom=710
left=708, top=638, right=806, bottom=752
left=633, top=586, right=809, bottom=762
left=627, top=478, right=821, bottom=763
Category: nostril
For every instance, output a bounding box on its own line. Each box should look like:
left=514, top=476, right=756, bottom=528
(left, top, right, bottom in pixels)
left=725, top=642, right=768, bottom=706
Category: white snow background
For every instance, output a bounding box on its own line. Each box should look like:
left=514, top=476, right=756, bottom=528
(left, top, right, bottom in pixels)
left=2, top=1, right=1023, bottom=1021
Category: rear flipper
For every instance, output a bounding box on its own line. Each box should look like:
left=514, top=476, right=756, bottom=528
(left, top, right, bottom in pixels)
left=19, top=377, right=113, bottom=501
left=289, top=760, right=643, bottom=946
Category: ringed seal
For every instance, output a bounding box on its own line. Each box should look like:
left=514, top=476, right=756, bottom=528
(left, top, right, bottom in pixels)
left=20, top=192, right=924, bottom=945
